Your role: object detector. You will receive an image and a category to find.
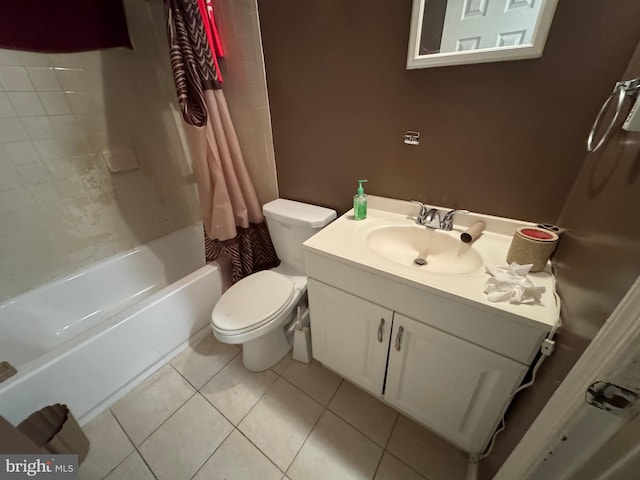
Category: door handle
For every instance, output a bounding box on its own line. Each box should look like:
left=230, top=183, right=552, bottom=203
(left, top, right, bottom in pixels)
left=395, top=326, right=404, bottom=351
left=377, top=318, right=385, bottom=343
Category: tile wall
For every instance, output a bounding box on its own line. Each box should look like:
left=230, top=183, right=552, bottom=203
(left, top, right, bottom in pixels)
left=0, top=0, right=200, bottom=301
left=215, top=0, right=279, bottom=206
left=0, top=0, right=278, bottom=301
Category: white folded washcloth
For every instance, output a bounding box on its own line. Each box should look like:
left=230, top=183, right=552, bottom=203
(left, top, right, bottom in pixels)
left=484, top=262, right=546, bottom=304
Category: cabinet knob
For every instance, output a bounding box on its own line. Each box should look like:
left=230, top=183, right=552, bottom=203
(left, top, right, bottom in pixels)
left=395, top=326, right=404, bottom=351
left=377, top=318, right=385, bottom=343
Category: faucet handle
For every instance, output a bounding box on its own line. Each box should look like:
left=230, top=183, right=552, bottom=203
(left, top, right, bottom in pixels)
left=411, top=200, right=428, bottom=216
left=441, top=209, right=469, bottom=230
left=411, top=200, right=428, bottom=225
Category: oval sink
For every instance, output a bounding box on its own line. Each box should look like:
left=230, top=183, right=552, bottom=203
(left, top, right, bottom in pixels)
left=365, top=225, right=483, bottom=274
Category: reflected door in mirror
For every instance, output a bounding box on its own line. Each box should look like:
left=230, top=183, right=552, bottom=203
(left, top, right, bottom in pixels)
left=407, top=0, right=558, bottom=69
left=439, top=0, right=543, bottom=53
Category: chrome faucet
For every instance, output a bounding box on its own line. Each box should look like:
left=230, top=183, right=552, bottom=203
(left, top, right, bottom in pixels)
left=441, top=209, right=469, bottom=230
left=411, top=200, right=468, bottom=231
left=425, top=208, right=440, bottom=226
left=411, top=200, right=430, bottom=226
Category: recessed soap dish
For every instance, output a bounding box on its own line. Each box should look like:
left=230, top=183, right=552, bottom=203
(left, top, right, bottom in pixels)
left=101, top=147, right=140, bottom=173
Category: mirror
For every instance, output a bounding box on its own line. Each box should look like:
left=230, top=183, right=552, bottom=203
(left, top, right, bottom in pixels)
left=407, top=0, right=558, bottom=69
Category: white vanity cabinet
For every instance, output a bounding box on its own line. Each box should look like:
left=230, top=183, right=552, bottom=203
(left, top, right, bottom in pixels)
left=308, top=279, right=393, bottom=395
left=385, top=313, right=526, bottom=453
left=307, top=276, right=532, bottom=454
left=303, top=199, right=557, bottom=455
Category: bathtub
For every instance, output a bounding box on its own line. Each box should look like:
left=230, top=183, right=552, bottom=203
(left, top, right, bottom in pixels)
left=0, top=223, right=223, bottom=426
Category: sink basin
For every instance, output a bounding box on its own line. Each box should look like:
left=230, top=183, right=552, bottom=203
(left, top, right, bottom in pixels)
left=365, top=225, right=483, bottom=274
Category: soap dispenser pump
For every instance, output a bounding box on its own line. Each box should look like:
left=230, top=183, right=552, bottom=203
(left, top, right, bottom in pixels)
left=353, top=179, right=368, bottom=220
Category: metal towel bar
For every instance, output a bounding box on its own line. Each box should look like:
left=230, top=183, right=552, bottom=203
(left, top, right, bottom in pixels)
left=587, top=78, right=640, bottom=152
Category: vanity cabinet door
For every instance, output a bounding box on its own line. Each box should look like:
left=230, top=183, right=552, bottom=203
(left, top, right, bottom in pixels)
left=308, top=279, right=393, bottom=396
left=385, top=313, right=527, bottom=454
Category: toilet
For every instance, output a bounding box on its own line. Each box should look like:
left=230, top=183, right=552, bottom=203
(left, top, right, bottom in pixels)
left=211, top=199, right=337, bottom=371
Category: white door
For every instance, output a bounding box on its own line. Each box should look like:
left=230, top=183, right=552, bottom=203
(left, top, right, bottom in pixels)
left=565, top=411, right=640, bottom=480
left=495, top=278, right=640, bottom=479
left=440, top=0, right=543, bottom=52
left=384, top=313, right=527, bottom=453
left=308, top=279, right=393, bottom=396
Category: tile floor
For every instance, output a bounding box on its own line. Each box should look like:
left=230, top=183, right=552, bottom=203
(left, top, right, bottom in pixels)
left=78, top=333, right=468, bottom=480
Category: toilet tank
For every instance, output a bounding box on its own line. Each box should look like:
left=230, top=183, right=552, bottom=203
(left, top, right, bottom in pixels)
left=263, top=199, right=337, bottom=273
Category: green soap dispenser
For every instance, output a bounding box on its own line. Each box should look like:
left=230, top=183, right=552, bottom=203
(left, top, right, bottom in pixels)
left=353, top=179, right=368, bottom=220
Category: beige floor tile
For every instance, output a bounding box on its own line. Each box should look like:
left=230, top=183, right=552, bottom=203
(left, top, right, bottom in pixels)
left=139, top=393, right=233, bottom=480
left=193, top=429, right=282, bottom=480
left=111, top=364, right=196, bottom=445
left=287, top=410, right=383, bottom=480
left=282, top=359, right=342, bottom=405
left=104, top=452, right=154, bottom=480
left=374, top=452, right=426, bottom=480
left=200, top=355, right=278, bottom=425
left=328, top=381, right=398, bottom=447
left=271, top=352, right=293, bottom=375
left=171, top=333, right=240, bottom=389
left=386, top=416, right=467, bottom=480
left=238, top=377, right=324, bottom=471
left=77, top=410, right=134, bottom=480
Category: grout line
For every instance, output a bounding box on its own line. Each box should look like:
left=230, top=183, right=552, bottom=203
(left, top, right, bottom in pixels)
left=325, top=384, right=398, bottom=450
left=384, top=414, right=400, bottom=450
left=231, top=371, right=337, bottom=474
left=372, top=416, right=402, bottom=480
left=231, top=369, right=279, bottom=427
left=235, top=427, right=286, bottom=476
left=133, top=448, right=159, bottom=480
left=118, top=365, right=199, bottom=447
left=278, top=372, right=345, bottom=415
left=281, top=374, right=344, bottom=474
left=192, top=356, right=283, bottom=472
left=372, top=455, right=385, bottom=480
left=232, top=377, right=303, bottom=472
left=137, top=393, right=199, bottom=447
left=171, top=338, right=241, bottom=392
left=379, top=416, right=433, bottom=479
left=108, top=409, right=137, bottom=451
left=188, top=425, right=236, bottom=480
left=185, top=348, right=241, bottom=391
left=193, top=345, right=281, bottom=425
left=327, top=377, right=344, bottom=405
left=283, top=404, right=325, bottom=475
left=96, top=442, right=132, bottom=480
left=197, top=360, right=277, bottom=428
left=269, top=353, right=292, bottom=377
left=99, top=347, right=427, bottom=480
left=380, top=450, right=429, bottom=480
left=107, top=411, right=158, bottom=480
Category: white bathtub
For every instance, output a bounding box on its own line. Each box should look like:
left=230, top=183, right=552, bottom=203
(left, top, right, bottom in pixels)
left=0, top=223, right=223, bottom=426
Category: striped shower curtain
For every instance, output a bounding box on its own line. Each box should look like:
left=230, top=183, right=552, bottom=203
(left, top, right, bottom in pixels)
left=165, top=0, right=279, bottom=282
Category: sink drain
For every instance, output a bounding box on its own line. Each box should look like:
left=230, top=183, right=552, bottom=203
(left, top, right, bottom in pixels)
left=413, top=258, right=427, bottom=266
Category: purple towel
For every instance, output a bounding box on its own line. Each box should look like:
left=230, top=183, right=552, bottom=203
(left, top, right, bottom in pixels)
left=0, top=0, right=132, bottom=53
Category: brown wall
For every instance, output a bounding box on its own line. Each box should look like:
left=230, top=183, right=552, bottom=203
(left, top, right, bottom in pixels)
left=259, top=0, right=640, bottom=476
left=258, top=0, right=640, bottom=223
left=481, top=42, right=640, bottom=478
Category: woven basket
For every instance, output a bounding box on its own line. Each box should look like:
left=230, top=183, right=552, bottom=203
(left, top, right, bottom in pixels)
left=506, top=227, right=559, bottom=272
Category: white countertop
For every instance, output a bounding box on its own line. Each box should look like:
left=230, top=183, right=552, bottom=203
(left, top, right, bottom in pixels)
left=303, top=196, right=559, bottom=332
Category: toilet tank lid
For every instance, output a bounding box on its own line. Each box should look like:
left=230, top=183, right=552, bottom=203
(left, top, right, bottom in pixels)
left=263, top=199, right=337, bottom=228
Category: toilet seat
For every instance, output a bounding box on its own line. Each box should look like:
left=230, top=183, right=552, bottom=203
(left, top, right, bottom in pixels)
left=212, top=270, right=295, bottom=335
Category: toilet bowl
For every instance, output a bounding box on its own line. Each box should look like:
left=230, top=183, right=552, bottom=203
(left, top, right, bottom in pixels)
left=211, top=267, right=307, bottom=371
left=210, top=199, right=336, bottom=371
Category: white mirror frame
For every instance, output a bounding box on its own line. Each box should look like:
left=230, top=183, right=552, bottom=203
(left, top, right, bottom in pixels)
left=407, top=0, right=558, bottom=69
